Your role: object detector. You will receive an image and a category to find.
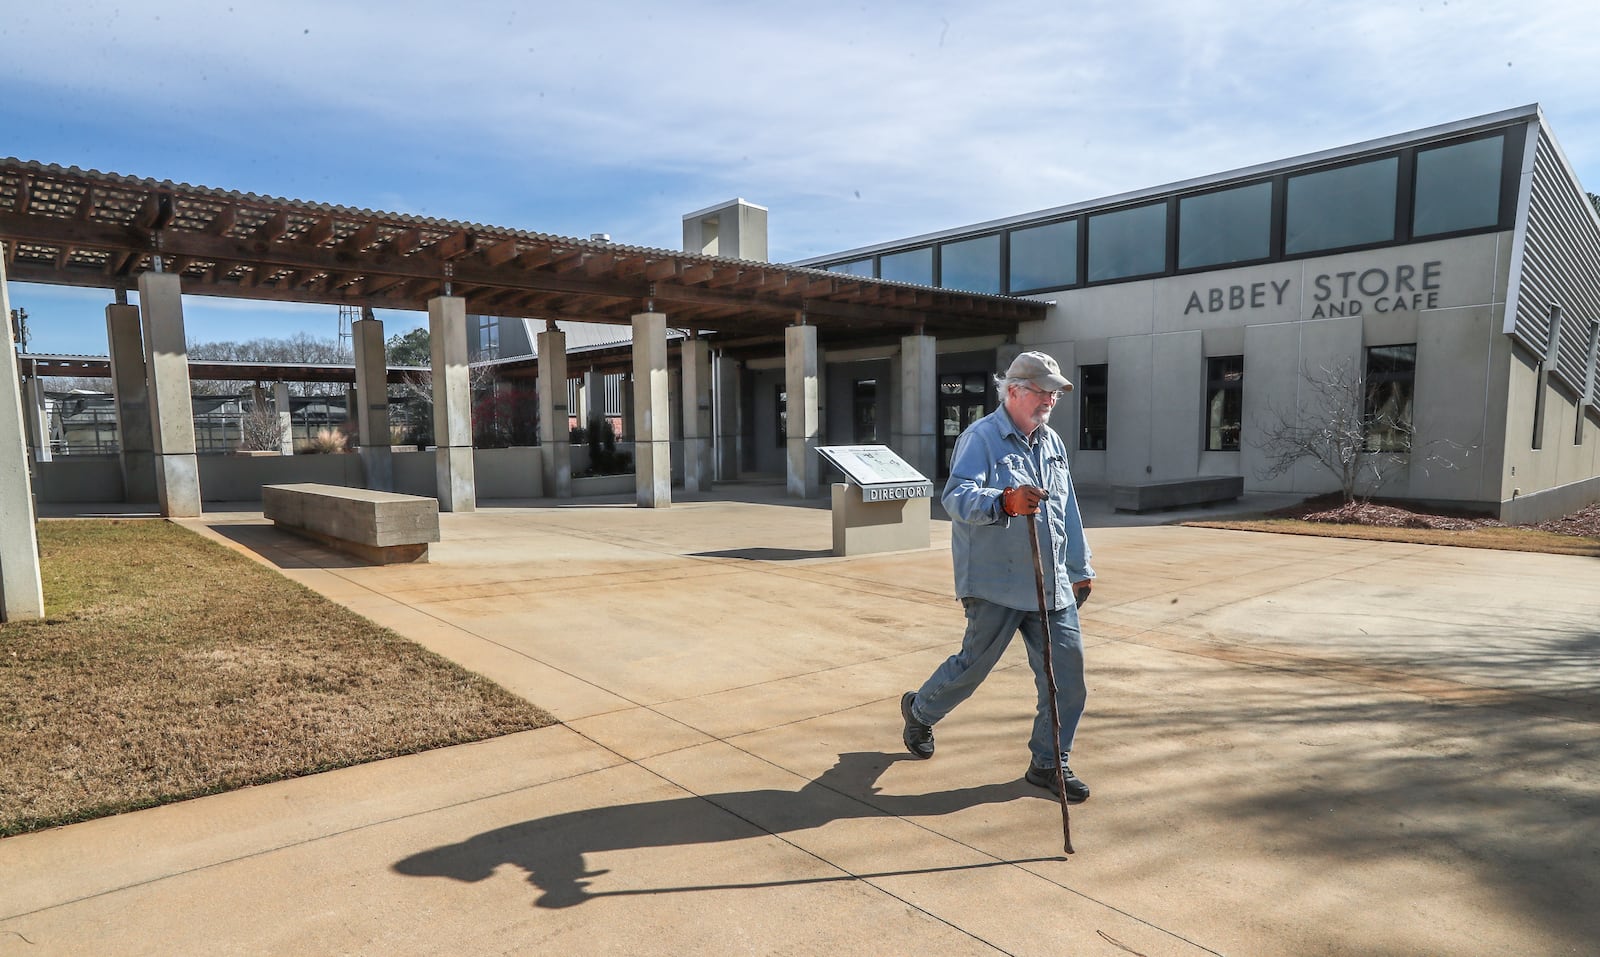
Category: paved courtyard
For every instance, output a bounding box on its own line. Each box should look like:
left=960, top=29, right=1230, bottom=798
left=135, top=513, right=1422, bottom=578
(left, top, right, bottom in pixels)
left=3, top=486, right=1597, bottom=955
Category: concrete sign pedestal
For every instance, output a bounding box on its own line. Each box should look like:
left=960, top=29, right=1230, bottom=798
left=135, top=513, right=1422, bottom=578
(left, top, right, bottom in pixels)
left=830, top=482, right=931, bottom=556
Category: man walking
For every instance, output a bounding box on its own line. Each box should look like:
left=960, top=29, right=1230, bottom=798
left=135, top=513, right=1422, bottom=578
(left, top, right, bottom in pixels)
left=900, top=351, right=1095, bottom=802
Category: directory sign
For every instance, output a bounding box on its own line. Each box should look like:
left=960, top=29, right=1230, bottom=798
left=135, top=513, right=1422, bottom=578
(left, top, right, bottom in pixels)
left=816, top=445, right=933, bottom=501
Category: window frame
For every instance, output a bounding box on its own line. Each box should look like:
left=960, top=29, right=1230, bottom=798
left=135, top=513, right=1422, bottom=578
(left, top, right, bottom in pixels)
left=808, top=123, right=1523, bottom=292
left=1204, top=355, right=1244, bottom=452
left=1086, top=201, right=1170, bottom=283
left=937, top=232, right=1003, bottom=295
left=879, top=245, right=935, bottom=286
left=1284, top=154, right=1403, bottom=257
left=1364, top=344, right=1417, bottom=453
left=1006, top=216, right=1081, bottom=295
left=1177, top=181, right=1276, bottom=273
left=1410, top=130, right=1513, bottom=241
left=1078, top=363, right=1108, bottom=451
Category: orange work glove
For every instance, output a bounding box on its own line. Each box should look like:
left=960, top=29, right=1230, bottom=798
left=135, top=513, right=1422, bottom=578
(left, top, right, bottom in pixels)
left=1001, top=485, right=1048, bottom=516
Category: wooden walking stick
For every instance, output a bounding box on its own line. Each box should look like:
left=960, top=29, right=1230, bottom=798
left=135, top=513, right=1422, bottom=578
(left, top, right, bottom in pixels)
left=1026, top=512, right=1075, bottom=855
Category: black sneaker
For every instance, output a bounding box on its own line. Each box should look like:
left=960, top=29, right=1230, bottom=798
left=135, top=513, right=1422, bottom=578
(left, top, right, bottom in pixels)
left=901, top=691, right=934, bottom=759
left=1025, top=761, right=1090, bottom=803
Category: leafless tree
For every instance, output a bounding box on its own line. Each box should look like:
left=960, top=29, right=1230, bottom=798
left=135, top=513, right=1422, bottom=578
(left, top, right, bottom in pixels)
left=236, top=402, right=286, bottom=452
left=389, top=361, right=500, bottom=447
left=1256, top=358, right=1469, bottom=503
left=188, top=333, right=346, bottom=396
left=44, top=376, right=112, bottom=393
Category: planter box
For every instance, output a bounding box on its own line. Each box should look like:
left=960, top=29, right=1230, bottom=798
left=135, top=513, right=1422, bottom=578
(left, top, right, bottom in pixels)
left=572, top=473, right=635, bottom=496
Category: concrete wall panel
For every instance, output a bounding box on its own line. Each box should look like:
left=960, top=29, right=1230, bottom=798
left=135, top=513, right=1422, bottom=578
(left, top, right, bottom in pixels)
left=1150, top=331, right=1204, bottom=480
left=1412, top=305, right=1498, bottom=503
left=1156, top=262, right=1302, bottom=333
left=1107, top=336, right=1154, bottom=485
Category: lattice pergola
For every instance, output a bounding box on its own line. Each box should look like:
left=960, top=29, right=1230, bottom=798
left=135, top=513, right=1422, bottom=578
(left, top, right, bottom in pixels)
left=0, top=157, right=1045, bottom=350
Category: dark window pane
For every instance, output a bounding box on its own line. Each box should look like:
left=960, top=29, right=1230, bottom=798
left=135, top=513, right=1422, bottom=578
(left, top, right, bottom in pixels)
left=939, top=234, right=1001, bottom=294
left=1364, top=344, right=1416, bottom=452
left=1413, top=135, right=1504, bottom=237
left=880, top=247, right=934, bottom=285
left=827, top=258, right=874, bottom=277
left=853, top=378, right=877, bottom=443
left=776, top=386, right=787, bottom=447
left=1088, top=203, right=1167, bottom=282
left=1180, top=182, right=1272, bottom=269
left=1009, top=219, right=1077, bottom=291
left=1079, top=363, right=1108, bottom=451
left=1205, top=355, right=1244, bottom=451
left=1286, top=157, right=1398, bottom=254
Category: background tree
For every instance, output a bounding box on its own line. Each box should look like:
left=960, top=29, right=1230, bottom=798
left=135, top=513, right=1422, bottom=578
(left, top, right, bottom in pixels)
left=386, top=327, right=431, bottom=367
left=1589, top=192, right=1600, bottom=218
left=1256, top=358, right=1470, bottom=503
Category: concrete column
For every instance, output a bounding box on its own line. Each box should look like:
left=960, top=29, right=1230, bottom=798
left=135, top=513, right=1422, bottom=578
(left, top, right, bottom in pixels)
left=583, top=368, right=606, bottom=438
left=22, top=374, right=51, bottom=462
left=344, top=385, right=357, bottom=439
left=106, top=303, right=156, bottom=502
left=621, top=372, right=636, bottom=441
left=681, top=338, right=713, bottom=492
left=273, top=382, right=294, bottom=455
left=785, top=324, right=821, bottom=497
left=0, top=252, right=44, bottom=620
left=816, top=346, right=828, bottom=446
left=537, top=325, right=570, bottom=498
left=429, top=295, right=475, bottom=512
left=899, top=333, right=938, bottom=482
left=632, top=312, right=671, bottom=507
left=352, top=316, right=393, bottom=490
left=138, top=271, right=200, bottom=517
left=714, top=351, right=741, bottom=481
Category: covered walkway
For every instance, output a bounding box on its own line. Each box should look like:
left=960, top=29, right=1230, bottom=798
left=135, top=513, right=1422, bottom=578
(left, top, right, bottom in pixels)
left=0, top=158, right=1048, bottom=620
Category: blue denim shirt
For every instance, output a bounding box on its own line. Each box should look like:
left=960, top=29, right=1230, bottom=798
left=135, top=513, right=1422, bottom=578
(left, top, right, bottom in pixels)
left=942, top=406, right=1094, bottom=612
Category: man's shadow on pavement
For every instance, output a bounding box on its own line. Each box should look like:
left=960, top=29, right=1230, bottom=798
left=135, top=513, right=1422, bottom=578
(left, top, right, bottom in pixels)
left=393, top=751, right=1050, bottom=908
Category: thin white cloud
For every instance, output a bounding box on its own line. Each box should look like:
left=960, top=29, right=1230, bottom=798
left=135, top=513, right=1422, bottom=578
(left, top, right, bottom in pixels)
left=3, top=0, right=1597, bottom=347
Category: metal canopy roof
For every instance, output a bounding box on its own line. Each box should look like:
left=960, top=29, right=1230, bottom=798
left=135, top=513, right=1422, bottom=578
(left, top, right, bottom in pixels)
left=0, top=158, right=1045, bottom=348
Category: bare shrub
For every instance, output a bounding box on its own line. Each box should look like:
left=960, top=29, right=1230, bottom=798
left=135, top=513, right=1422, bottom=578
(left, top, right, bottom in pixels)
left=296, top=427, right=349, bottom=454
left=237, top=402, right=286, bottom=452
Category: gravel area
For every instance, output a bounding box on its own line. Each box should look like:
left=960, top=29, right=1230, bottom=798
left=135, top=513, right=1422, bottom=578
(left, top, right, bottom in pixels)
left=1271, top=496, right=1600, bottom=538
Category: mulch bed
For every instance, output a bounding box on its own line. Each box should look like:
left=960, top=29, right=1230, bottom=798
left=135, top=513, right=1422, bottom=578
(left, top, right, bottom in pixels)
left=1270, top=494, right=1600, bottom=538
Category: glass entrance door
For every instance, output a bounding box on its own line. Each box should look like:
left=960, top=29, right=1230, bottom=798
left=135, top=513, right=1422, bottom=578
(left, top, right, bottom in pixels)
left=939, top=373, right=990, bottom=477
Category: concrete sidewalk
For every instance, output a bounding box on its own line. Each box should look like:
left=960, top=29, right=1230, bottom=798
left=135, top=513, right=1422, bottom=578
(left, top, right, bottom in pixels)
left=4, top=487, right=1598, bottom=955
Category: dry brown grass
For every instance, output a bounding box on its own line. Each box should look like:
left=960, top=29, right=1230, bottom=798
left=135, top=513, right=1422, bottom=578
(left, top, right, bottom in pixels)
left=1186, top=516, right=1600, bottom=556
left=0, top=520, right=555, bottom=838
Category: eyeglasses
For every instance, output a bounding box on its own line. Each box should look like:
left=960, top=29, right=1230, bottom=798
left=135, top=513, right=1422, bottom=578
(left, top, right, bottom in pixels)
left=1022, top=385, right=1065, bottom=401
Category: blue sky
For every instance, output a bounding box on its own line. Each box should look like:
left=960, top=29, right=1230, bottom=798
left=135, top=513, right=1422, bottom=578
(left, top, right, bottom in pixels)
left=5, top=0, right=1598, bottom=356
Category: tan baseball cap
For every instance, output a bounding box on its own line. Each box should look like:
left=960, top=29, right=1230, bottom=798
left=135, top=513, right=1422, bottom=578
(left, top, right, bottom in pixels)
left=1004, top=351, right=1072, bottom=392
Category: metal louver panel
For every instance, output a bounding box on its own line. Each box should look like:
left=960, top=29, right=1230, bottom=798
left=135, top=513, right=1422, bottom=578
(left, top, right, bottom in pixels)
left=1513, top=128, right=1600, bottom=407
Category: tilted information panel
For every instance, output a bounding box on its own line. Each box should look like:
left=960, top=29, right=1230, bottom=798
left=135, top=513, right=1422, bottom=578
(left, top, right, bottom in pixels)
left=816, top=445, right=932, bottom=502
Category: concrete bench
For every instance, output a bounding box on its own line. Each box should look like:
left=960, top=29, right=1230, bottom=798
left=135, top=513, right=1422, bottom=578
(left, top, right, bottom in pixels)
left=1111, top=475, right=1244, bottom=514
left=262, top=483, right=439, bottom=564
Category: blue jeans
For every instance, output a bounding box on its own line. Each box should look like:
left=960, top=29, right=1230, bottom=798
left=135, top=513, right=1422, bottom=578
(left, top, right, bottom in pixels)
left=911, top=596, right=1086, bottom=769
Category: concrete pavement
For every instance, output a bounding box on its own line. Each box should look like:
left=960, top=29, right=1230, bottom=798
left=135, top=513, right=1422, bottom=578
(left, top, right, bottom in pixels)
left=4, top=485, right=1598, bottom=955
